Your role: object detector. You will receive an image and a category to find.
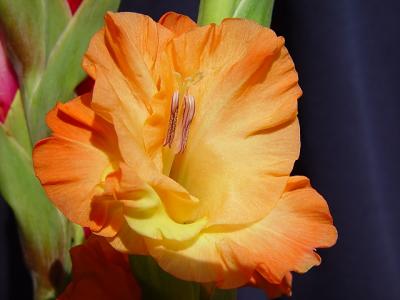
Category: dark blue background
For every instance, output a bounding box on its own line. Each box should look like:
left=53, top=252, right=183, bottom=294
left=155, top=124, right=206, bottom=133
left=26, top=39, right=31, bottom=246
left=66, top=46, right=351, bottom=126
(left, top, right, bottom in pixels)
left=1, top=0, right=400, bottom=299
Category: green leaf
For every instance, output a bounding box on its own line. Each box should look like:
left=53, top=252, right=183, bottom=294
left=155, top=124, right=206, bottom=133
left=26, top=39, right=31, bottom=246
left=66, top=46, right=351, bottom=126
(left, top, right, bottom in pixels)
left=0, top=1, right=119, bottom=298
left=45, top=0, right=71, bottom=56
left=129, top=255, right=236, bottom=300
left=3, top=91, right=32, bottom=153
left=26, top=0, right=120, bottom=143
left=197, top=0, right=275, bottom=27
left=0, top=126, right=72, bottom=300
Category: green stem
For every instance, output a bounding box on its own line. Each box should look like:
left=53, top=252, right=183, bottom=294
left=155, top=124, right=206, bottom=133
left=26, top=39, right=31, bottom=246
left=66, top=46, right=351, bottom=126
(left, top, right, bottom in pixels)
left=32, top=274, right=55, bottom=300
left=197, top=0, right=237, bottom=25
left=129, top=255, right=236, bottom=300
left=197, top=0, right=275, bottom=27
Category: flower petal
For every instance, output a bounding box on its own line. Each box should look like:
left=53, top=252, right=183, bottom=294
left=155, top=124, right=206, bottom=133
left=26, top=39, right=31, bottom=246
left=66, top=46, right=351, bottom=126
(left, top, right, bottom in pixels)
left=168, top=19, right=302, bottom=226
left=45, top=94, right=119, bottom=156
left=159, top=12, right=197, bottom=35
left=90, top=194, right=124, bottom=237
left=146, top=176, right=337, bottom=288
left=102, top=12, right=172, bottom=106
left=33, top=95, right=118, bottom=230
left=118, top=167, right=207, bottom=242
left=83, top=12, right=175, bottom=165
left=108, top=222, right=149, bottom=255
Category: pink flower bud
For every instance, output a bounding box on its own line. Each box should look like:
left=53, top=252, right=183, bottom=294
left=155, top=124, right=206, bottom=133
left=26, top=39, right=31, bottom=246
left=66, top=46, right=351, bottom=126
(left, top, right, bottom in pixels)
left=67, top=0, right=84, bottom=15
left=0, top=32, right=18, bottom=123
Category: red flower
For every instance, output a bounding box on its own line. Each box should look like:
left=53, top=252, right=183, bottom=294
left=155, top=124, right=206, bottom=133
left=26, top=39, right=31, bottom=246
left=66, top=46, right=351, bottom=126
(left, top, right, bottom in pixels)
left=58, top=236, right=141, bottom=300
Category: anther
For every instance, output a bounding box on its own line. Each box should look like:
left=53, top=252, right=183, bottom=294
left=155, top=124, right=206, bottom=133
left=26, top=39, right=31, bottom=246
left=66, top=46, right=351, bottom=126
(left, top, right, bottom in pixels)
left=163, top=91, right=179, bottom=147
left=178, top=94, right=195, bottom=153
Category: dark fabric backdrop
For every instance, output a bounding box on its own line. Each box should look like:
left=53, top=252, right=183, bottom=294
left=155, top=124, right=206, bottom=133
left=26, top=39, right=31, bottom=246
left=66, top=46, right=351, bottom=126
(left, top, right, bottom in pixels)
left=1, top=0, right=399, bottom=299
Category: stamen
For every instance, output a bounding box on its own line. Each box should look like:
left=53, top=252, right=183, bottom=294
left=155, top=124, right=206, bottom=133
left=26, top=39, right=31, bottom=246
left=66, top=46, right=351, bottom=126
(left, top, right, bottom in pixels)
left=178, top=94, right=196, bottom=153
left=163, top=91, right=179, bottom=147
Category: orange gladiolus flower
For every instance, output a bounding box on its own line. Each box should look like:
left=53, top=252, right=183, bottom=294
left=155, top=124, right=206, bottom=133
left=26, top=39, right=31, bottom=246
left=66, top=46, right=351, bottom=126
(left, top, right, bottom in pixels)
left=33, top=12, right=337, bottom=298
left=58, top=236, right=141, bottom=300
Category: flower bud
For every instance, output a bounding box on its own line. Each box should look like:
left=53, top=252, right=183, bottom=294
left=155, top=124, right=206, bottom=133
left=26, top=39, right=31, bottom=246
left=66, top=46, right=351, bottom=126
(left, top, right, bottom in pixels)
left=0, top=32, right=18, bottom=123
left=67, top=0, right=83, bottom=15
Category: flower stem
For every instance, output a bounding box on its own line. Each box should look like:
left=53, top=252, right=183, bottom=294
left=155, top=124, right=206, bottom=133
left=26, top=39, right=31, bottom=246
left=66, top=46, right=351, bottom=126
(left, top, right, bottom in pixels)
left=197, top=0, right=275, bottom=27
left=197, top=0, right=236, bottom=25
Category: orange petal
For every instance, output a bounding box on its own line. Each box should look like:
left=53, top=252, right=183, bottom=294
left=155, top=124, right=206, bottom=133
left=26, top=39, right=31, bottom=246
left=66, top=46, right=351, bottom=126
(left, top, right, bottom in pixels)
left=90, top=194, right=124, bottom=237
left=84, top=29, right=150, bottom=144
left=146, top=176, right=337, bottom=288
left=92, top=67, right=150, bottom=164
left=46, top=94, right=119, bottom=157
left=159, top=12, right=197, bottom=35
left=102, top=12, right=172, bottom=106
left=171, top=119, right=300, bottom=226
left=217, top=176, right=337, bottom=286
left=146, top=235, right=225, bottom=285
left=108, top=222, right=149, bottom=255
left=167, top=19, right=302, bottom=226
left=33, top=96, right=117, bottom=229
left=84, top=12, right=172, bottom=99
left=83, top=13, right=174, bottom=166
